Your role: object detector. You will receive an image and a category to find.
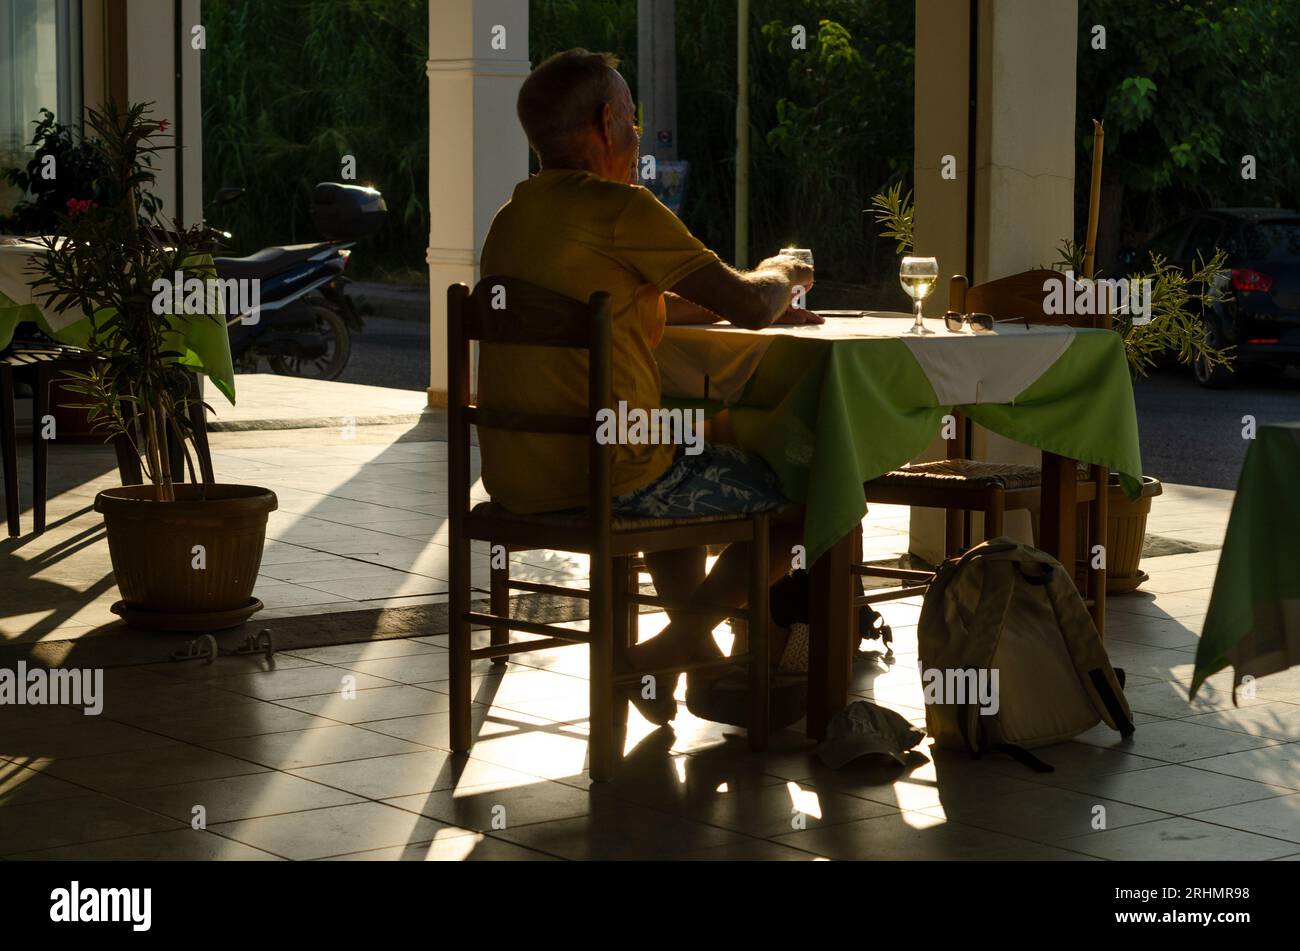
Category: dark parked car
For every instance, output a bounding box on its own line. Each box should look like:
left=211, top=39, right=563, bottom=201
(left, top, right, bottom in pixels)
left=1122, top=208, right=1300, bottom=387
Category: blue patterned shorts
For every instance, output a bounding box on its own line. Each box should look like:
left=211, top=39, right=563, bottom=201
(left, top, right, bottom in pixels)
left=614, top=443, right=788, bottom=518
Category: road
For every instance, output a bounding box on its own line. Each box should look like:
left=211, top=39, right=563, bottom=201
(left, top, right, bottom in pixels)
left=337, top=308, right=1299, bottom=490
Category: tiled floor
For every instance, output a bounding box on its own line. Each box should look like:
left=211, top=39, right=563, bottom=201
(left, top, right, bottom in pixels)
left=4, top=535, right=1299, bottom=860
left=4, top=389, right=1297, bottom=860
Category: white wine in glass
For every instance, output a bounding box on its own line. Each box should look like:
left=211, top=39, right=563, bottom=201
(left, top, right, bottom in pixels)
left=900, top=256, right=940, bottom=335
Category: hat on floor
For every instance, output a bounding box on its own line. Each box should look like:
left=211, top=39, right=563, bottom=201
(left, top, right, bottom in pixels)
left=816, top=700, right=925, bottom=768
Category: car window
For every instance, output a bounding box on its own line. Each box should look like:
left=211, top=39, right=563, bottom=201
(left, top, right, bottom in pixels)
left=1239, top=220, right=1300, bottom=259
left=1182, top=217, right=1224, bottom=266
left=1146, top=220, right=1191, bottom=262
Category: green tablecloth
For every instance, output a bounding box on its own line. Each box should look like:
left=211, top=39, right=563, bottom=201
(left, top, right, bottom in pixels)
left=0, top=240, right=235, bottom=404
left=1191, top=422, right=1300, bottom=699
left=660, top=316, right=1143, bottom=563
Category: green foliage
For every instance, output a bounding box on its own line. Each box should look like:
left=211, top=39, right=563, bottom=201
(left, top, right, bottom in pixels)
left=868, top=182, right=914, bottom=254
left=531, top=0, right=914, bottom=282
left=1077, top=0, right=1300, bottom=231
left=1124, top=248, right=1233, bottom=378
left=201, top=0, right=427, bottom=280
left=29, top=102, right=217, bottom=500
left=0, top=109, right=155, bottom=234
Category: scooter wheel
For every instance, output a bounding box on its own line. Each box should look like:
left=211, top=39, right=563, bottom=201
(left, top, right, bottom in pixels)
left=269, top=304, right=352, bottom=381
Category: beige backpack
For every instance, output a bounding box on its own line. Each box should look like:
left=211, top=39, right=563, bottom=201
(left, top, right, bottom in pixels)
left=917, top=538, right=1134, bottom=772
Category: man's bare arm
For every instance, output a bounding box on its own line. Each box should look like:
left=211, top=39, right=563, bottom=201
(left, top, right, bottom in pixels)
left=670, top=257, right=811, bottom=330
left=664, top=293, right=723, bottom=325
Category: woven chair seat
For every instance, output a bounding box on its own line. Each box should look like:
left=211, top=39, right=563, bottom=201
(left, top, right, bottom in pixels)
left=1, top=346, right=87, bottom=367
left=470, top=500, right=758, bottom=531
left=872, top=458, right=1046, bottom=490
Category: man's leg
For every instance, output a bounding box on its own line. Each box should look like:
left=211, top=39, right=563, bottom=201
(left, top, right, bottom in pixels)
left=629, top=513, right=802, bottom=673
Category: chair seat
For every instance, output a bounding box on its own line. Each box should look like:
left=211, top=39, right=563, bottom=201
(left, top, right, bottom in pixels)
left=469, top=500, right=756, bottom=531
left=871, top=458, right=1047, bottom=490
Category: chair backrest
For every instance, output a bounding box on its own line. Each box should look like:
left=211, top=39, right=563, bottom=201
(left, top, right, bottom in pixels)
left=445, top=277, right=614, bottom=540
left=949, top=270, right=1110, bottom=330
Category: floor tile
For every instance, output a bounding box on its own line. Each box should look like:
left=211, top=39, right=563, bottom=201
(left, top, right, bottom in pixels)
left=1190, top=793, right=1300, bottom=844
left=384, top=778, right=596, bottom=831
left=211, top=801, right=468, bottom=861
left=0, top=719, right=179, bottom=763
left=275, top=684, right=453, bottom=723
left=36, top=743, right=270, bottom=791
left=211, top=666, right=397, bottom=701
left=1183, top=701, right=1300, bottom=741
left=772, top=810, right=1043, bottom=861
left=1074, top=718, right=1277, bottom=763
left=1059, top=816, right=1299, bottom=861
left=919, top=784, right=1167, bottom=841
left=0, top=795, right=180, bottom=855
left=1063, top=763, right=1294, bottom=814
left=1191, top=744, right=1300, bottom=790
left=12, top=828, right=284, bottom=861
left=291, top=750, right=537, bottom=798
left=493, top=800, right=748, bottom=860
left=119, top=771, right=364, bottom=823
left=205, top=724, right=427, bottom=770
left=319, top=832, right=559, bottom=861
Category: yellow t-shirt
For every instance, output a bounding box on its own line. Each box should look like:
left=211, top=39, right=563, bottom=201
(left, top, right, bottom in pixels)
left=477, top=169, right=718, bottom=513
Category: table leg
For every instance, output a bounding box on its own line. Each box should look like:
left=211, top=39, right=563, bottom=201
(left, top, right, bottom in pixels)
left=808, top=531, right=855, bottom=741
left=1039, top=450, right=1078, bottom=583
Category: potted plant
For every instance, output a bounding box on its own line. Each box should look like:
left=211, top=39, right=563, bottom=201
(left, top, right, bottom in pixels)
left=869, top=185, right=1229, bottom=591
left=29, top=101, right=276, bottom=631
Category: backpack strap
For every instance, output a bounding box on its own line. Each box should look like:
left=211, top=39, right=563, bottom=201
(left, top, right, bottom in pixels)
left=1088, top=668, right=1136, bottom=738
left=958, top=695, right=1056, bottom=774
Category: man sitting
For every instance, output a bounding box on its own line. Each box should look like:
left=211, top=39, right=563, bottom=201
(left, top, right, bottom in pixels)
left=478, top=48, right=816, bottom=724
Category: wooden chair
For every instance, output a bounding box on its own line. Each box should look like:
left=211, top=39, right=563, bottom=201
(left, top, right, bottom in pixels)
left=447, top=278, right=774, bottom=782
left=860, top=270, right=1111, bottom=634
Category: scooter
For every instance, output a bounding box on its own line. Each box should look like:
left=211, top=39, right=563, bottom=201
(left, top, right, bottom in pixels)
left=207, top=182, right=386, bottom=381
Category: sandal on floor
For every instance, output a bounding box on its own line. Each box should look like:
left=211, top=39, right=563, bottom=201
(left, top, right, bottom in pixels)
left=685, top=668, right=807, bottom=730
left=613, top=655, right=678, bottom=726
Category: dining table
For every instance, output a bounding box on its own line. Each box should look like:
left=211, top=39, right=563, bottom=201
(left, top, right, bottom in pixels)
left=658, top=311, right=1145, bottom=739
left=1191, top=421, right=1300, bottom=701
left=0, top=237, right=236, bottom=403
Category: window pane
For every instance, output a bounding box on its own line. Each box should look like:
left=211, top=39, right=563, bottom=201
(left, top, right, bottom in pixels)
left=0, top=0, right=60, bottom=157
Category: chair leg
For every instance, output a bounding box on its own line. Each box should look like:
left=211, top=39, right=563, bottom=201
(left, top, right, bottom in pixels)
left=0, top=365, right=19, bottom=538
left=748, top=514, right=771, bottom=752
left=447, top=527, right=473, bottom=754
left=187, top=373, right=215, bottom=484
left=612, top=555, right=633, bottom=655
left=33, top=365, right=50, bottom=535
left=588, top=553, right=615, bottom=782
left=984, top=493, right=1005, bottom=541
left=944, top=507, right=963, bottom=557
left=489, top=551, right=510, bottom=668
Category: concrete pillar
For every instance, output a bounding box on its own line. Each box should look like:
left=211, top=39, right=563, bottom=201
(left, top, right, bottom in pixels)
left=427, top=0, right=530, bottom=406
left=637, top=0, right=678, bottom=163
left=908, top=0, right=1077, bottom=564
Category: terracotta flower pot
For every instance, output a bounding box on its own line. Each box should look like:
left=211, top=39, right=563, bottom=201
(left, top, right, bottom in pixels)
left=94, top=484, right=277, bottom=630
left=1105, top=474, right=1163, bottom=594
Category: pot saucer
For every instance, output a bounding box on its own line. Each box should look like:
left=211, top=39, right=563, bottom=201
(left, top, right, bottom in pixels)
left=1106, top=570, right=1149, bottom=595
left=111, top=597, right=264, bottom=632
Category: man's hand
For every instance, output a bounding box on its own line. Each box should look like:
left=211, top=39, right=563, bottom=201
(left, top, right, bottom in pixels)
left=757, top=254, right=814, bottom=295
left=776, top=307, right=826, bottom=326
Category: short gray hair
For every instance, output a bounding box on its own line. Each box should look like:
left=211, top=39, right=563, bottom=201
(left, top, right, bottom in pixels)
left=517, top=49, right=623, bottom=162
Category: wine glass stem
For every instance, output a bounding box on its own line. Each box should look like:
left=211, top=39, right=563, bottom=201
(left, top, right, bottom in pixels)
left=914, top=300, right=923, bottom=330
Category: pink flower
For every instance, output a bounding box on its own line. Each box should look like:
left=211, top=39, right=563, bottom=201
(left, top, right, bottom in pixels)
left=65, top=197, right=95, bottom=217
left=158, top=119, right=170, bottom=133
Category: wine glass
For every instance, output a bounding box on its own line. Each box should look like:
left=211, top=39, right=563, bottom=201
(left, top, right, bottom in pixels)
left=780, top=248, right=814, bottom=309
left=900, top=256, right=939, bottom=335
